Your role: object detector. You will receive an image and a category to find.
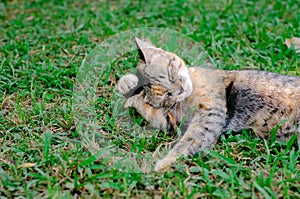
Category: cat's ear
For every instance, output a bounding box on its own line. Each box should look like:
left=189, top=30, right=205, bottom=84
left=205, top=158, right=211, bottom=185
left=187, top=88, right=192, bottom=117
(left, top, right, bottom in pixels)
left=135, top=37, right=156, bottom=51
left=135, top=37, right=161, bottom=64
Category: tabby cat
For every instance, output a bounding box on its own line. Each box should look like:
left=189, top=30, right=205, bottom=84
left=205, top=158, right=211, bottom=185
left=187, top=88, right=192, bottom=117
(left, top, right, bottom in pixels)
left=117, top=38, right=300, bottom=171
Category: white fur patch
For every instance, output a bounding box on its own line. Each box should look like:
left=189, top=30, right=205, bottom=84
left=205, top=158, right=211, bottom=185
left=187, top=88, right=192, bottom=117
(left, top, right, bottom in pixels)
left=178, top=67, right=193, bottom=97
left=117, top=74, right=139, bottom=94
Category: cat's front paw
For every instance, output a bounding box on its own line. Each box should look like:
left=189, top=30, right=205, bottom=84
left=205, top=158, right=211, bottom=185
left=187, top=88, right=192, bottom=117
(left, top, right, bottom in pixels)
left=154, top=157, right=176, bottom=172
left=117, top=74, right=139, bottom=95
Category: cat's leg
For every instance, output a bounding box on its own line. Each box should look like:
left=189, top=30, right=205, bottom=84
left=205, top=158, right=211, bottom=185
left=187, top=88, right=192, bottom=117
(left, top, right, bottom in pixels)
left=275, top=121, right=300, bottom=140
left=117, top=74, right=139, bottom=96
left=125, top=92, right=172, bottom=132
left=275, top=107, right=300, bottom=140
left=154, top=112, right=226, bottom=171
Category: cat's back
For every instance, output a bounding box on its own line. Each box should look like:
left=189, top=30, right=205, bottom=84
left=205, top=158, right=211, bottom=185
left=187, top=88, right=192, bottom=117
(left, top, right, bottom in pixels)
left=230, top=70, right=300, bottom=105
left=187, top=67, right=299, bottom=103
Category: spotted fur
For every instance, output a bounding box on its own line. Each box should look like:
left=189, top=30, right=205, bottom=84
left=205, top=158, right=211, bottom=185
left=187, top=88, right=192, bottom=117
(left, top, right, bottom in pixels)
left=117, top=38, right=300, bottom=171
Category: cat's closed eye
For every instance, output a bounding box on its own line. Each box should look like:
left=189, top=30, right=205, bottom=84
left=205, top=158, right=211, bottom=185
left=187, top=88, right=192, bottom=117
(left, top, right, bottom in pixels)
left=178, top=77, right=184, bottom=83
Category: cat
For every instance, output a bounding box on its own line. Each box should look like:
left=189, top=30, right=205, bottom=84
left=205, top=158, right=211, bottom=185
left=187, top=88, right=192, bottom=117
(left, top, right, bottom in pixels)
left=117, top=38, right=300, bottom=171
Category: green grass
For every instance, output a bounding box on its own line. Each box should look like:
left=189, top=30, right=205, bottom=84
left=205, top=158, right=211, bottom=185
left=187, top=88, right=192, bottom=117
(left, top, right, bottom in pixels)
left=1, top=0, right=299, bottom=198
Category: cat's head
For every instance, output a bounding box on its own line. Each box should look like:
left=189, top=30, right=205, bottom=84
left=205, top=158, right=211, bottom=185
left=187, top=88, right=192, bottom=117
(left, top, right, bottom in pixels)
left=135, top=38, right=193, bottom=108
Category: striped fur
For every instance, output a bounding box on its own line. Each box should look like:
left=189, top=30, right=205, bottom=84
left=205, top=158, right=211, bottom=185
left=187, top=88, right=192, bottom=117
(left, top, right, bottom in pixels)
left=117, top=38, right=300, bottom=171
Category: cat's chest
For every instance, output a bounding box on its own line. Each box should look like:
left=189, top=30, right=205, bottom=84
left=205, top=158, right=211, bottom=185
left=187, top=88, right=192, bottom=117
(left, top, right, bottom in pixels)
left=174, top=96, right=208, bottom=123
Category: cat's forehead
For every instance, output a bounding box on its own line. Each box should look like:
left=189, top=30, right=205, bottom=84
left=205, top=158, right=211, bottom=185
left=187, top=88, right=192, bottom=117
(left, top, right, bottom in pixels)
left=138, top=53, right=173, bottom=78
left=144, top=62, right=169, bottom=77
left=143, top=49, right=173, bottom=64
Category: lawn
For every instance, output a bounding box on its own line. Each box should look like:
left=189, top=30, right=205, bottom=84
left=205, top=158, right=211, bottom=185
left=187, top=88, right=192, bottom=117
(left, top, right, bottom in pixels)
left=0, top=0, right=299, bottom=198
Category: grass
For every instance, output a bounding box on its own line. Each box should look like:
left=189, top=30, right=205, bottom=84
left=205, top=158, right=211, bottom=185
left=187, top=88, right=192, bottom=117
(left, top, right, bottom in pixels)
left=0, top=0, right=299, bottom=198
